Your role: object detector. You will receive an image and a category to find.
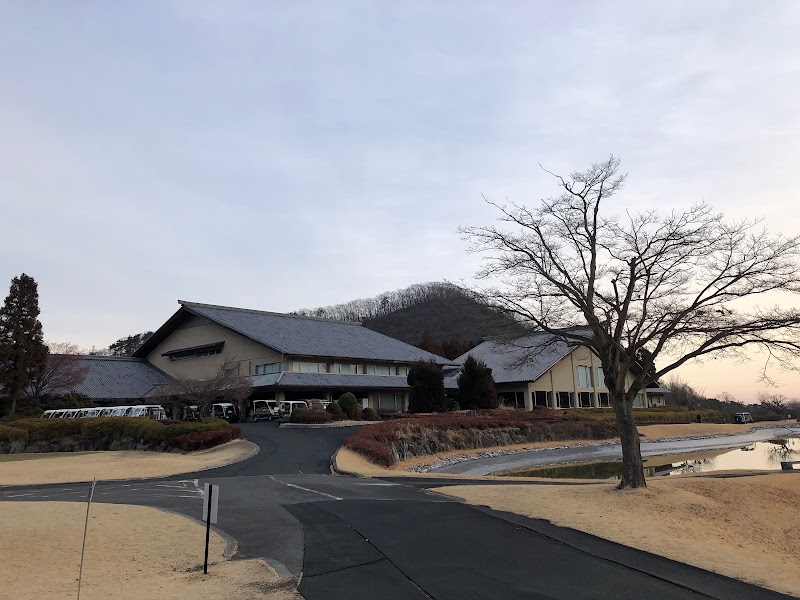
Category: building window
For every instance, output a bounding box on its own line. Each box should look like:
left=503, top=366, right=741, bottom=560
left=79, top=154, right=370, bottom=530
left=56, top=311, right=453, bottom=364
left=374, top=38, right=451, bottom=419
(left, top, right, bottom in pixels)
left=372, top=392, right=404, bottom=411
left=356, top=365, right=367, bottom=374
left=595, top=368, right=606, bottom=389
left=557, top=392, right=573, bottom=409
left=576, top=365, right=593, bottom=388
left=579, top=391, right=593, bottom=408
left=533, top=391, right=550, bottom=407
left=297, top=362, right=327, bottom=373
left=397, top=367, right=409, bottom=377
left=373, top=365, right=392, bottom=376
left=634, top=392, right=646, bottom=408
left=170, top=347, right=222, bottom=361
left=255, top=362, right=282, bottom=375
left=500, top=391, right=525, bottom=410
left=337, top=364, right=357, bottom=375
left=598, top=392, right=610, bottom=407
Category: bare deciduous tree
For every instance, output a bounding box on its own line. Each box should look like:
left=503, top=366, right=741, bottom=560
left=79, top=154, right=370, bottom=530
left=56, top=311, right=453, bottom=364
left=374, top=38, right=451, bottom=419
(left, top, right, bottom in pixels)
left=159, top=357, right=252, bottom=417
left=462, top=156, right=800, bottom=489
left=25, top=342, right=90, bottom=399
left=756, top=392, right=788, bottom=416
left=664, top=375, right=704, bottom=411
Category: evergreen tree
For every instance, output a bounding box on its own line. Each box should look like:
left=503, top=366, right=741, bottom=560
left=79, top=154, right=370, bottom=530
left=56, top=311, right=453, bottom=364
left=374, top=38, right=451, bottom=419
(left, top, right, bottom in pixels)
left=0, top=274, right=48, bottom=415
left=407, top=360, right=445, bottom=413
left=457, top=355, right=499, bottom=409
left=108, top=331, right=153, bottom=356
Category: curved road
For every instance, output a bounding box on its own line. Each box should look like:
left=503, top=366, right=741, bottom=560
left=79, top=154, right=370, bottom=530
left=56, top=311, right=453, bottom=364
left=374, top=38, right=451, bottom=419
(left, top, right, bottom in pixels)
left=1, top=421, right=795, bottom=600
left=432, top=424, right=800, bottom=476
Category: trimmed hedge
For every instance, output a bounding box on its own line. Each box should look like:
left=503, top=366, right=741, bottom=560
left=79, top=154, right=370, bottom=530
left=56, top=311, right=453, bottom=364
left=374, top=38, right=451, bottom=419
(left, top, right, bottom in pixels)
left=337, top=393, right=361, bottom=420
left=562, top=408, right=725, bottom=425
left=167, top=426, right=241, bottom=451
left=290, top=409, right=333, bottom=424
left=4, top=416, right=234, bottom=453
left=326, top=402, right=344, bottom=416
left=362, top=407, right=380, bottom=421
left=0, top=424, right=27, bottom=445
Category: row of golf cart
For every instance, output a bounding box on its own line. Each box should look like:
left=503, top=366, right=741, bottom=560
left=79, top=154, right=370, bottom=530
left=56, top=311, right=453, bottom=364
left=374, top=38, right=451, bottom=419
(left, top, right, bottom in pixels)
left=40, top=402, right=241, bottom=423
left=251, top=399, right=326, bottom=421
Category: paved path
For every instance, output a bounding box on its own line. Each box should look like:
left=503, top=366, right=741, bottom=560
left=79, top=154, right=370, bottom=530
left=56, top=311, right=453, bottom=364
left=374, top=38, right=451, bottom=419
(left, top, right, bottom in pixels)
left=432, top=424, right=800, bottom=476
left=1, top=421, right=794, bottom=600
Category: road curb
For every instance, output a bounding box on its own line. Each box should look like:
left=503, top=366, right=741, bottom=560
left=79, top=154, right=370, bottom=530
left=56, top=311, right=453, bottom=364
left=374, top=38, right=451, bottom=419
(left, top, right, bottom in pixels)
left=330, top=447, right=362, bottom=477
left=280, top=421, right=377, bottom=429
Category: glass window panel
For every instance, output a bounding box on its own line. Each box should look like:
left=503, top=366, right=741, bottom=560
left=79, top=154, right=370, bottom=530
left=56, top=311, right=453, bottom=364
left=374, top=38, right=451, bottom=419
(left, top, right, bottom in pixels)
left=577, top=366, right=593, bottom=388
left=596, top=368, right=606, bottom=389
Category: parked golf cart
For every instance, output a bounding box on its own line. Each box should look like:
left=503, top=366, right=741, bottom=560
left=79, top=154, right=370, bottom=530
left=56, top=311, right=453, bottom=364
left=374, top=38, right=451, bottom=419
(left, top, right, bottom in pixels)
left=278, top=400, right=310, bottom=420
left=252, top=399, right=280, bottom=421
left=211, top=402, right=239, bottom=422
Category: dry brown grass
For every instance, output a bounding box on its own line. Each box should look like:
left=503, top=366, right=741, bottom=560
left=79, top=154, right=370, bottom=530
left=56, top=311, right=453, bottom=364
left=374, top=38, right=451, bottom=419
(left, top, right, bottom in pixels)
left=437, top=473, right=800, bottom=597
left=0, top=439, right=258, bottom=485
left=637, top=421, right=795, bottom=439
left=0, top=501, right=299, bottom=599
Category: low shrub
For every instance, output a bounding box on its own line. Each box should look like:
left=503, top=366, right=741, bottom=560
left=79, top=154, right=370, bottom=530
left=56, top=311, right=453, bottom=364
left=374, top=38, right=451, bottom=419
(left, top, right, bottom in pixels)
left=0, top=424, right=27, bottom=445
left=346, top=435, right=393, bottom=466
left=167, top=426, right=241, bottom=452
left=561, top=408, right=725, bottom=425
left=326, top=402, right=344, bottom=416
left=13, top=418, right=84, bottom=441
left=289, top=409, right=333, bottom=424
left=337, top=393, right=361, bottom=420
left=362, top=407, right=380, bottom=421
left=7, top=416, right=232, bottom=450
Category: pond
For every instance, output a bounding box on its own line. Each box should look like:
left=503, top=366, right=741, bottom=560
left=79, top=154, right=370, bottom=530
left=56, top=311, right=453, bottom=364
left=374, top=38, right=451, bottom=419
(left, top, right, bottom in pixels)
left=500, top=438, right=800, bottom=479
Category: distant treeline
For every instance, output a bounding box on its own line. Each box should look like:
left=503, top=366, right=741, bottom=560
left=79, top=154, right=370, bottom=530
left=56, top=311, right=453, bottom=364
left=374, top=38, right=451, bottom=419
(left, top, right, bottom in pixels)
left=295, top=282, right=468, bottom=323
left=297, top=282, right=526, bottom=359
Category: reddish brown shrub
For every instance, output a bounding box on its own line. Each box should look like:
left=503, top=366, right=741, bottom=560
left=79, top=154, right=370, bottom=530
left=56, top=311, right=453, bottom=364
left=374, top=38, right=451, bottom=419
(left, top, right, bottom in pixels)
left=343, top=412, right=616, bottom=466
left=167, top=426, right=241, bottom=451
left=289, top=409, right=333, bottom=424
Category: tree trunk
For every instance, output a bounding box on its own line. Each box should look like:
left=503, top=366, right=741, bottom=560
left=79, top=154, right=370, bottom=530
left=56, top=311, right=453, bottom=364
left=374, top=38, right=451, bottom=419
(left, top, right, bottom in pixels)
left=613, top=395, right=646, bottom=489
left=9, top=389, right=18, bottom=416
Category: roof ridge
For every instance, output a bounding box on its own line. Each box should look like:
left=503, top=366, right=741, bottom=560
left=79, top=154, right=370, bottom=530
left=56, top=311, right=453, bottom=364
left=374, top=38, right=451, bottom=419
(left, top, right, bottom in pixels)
left=77, top=355, right=148, bottom=361
left=179, top=300, right=363, bottom=326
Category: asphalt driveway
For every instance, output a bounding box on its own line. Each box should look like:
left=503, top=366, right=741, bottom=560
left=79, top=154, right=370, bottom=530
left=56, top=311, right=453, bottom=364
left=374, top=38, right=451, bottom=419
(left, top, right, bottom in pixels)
left=1, top=421, right=794, bottom=599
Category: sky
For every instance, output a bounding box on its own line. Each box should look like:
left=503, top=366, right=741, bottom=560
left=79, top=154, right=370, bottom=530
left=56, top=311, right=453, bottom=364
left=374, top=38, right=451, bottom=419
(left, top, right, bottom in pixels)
left=1, top=1, right=799, bottom=402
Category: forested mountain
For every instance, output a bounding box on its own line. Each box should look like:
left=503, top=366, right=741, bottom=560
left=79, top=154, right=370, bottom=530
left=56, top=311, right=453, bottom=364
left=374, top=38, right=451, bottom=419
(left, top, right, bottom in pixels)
left=296, top=282, right=526, bottom=359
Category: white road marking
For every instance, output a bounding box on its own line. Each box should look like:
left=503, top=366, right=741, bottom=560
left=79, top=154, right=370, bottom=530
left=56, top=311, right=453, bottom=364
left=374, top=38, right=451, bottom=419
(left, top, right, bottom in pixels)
left=5, top=492, right=35, bottom=498
left=268, top=476, right=342, bottom=500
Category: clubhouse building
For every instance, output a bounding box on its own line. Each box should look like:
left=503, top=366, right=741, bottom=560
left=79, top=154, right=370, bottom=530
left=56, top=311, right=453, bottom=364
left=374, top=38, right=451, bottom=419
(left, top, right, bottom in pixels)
left=65, top=300, right=665, bottom=411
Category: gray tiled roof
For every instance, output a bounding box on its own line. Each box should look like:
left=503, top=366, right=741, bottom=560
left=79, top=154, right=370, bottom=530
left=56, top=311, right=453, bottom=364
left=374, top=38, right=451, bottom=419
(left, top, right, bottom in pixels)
left=247, top=372, right=410, bottom=390
left=455, top=331, right=588, bottom=384
left=180, top=301, right=450, bottom=364
left=64, top=356, right=173, bottom=400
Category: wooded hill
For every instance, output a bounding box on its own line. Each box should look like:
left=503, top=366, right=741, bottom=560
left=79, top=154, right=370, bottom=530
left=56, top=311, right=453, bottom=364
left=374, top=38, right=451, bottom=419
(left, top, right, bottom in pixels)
left=296, top=282, right=526, bottom=359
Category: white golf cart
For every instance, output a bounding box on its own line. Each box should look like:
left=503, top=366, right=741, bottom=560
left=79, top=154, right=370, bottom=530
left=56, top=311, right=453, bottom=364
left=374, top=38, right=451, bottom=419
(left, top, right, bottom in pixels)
left=279, top=400, right=310, bottom=420
left=252, top=399, right=280, bottom=421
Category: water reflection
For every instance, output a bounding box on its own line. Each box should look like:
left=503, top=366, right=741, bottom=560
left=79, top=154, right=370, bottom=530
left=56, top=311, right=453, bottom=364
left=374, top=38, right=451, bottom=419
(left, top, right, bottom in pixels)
left=501, top=438, right=800, bottom=479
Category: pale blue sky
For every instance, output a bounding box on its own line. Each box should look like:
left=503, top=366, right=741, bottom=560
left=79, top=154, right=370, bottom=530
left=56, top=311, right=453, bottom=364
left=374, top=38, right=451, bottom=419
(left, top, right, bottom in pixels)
left=2, top=2, right=799, bottom=400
